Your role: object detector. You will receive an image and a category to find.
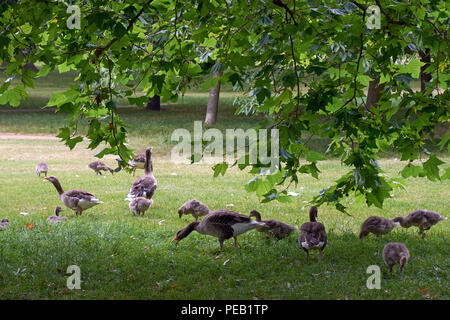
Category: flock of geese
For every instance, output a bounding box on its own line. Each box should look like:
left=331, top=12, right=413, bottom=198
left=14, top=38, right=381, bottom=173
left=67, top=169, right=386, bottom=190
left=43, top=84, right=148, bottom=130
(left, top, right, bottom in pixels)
left=1, top=146, right=447, bottom=274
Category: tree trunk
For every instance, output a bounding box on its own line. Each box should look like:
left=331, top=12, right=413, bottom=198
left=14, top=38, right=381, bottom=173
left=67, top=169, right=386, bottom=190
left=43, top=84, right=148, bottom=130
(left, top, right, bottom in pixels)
left=419, top=49, right=431, bottom=94
left=146, top=95, right=160, bottom=111
left=366, top=77, right=385, bottom=109
left=204, top=71, right=222, bottom=126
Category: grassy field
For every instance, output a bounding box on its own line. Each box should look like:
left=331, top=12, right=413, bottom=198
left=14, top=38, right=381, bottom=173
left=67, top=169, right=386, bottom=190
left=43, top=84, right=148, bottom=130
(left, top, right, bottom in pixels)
left=0, top=115, right=449, bottom=300
left=0, top=71, right=448, bottom=300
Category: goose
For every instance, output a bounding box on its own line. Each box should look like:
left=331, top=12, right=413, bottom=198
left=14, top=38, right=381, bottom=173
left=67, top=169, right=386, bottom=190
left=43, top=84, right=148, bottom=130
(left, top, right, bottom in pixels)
left=129, top=197, right=153, bottom=216
left=47, top=206, right=67, bottom=224
left=298, top=206, right=327, bottom=261
left=383, top=242, right=410, bottom=274
left=393, top=209, right=447, bottom=237
left=45, top=176, right=103, bottom=215
left=88, top=161, right=114, bottom=175
left=36, top=162, right=48, bottom=177
left=171, top=210, right=265, bottom=249
left=249, top=210, right=297, bottom=240
left=128, top=152, right=146, bottom=176
left=359, top=216, right=399, bottom=241
left=126, top=147, right=157, bottom=201
left=0, top=218, right=8, bottom=230
left=178, top=199, right=211, bottom=220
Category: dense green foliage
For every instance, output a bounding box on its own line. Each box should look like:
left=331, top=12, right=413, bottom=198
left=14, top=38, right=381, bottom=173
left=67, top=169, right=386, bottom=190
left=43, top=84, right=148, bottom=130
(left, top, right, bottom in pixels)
left=0, top=0, right=448, bottom=211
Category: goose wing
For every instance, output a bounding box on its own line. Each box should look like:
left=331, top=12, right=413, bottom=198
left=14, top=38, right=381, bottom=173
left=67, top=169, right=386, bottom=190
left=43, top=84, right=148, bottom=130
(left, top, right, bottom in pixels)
left=126, top=176, right=158, bottom=200
left=202, top=210, right=262, bottom=238
left=299, top=222, right=327, bottom=248
left=64, top=189, right=102, bottom=207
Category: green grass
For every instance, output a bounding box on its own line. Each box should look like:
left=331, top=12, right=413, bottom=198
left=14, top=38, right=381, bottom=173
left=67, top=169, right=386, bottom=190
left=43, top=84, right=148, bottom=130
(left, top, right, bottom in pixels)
left=0, top=70, right=242, bottom=109
left=0, top=71, right=448, bottom=300
left=0, top=129, right=449, bottom=300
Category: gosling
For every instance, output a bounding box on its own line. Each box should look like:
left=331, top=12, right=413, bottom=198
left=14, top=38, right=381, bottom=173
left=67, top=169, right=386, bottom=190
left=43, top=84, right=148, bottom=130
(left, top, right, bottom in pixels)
left=383, top=242, right=410, bottom=274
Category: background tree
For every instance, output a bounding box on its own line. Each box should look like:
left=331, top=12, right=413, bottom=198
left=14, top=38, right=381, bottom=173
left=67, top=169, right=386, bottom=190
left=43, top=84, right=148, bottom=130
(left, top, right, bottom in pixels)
left=0, top=0, right=448, bottom=212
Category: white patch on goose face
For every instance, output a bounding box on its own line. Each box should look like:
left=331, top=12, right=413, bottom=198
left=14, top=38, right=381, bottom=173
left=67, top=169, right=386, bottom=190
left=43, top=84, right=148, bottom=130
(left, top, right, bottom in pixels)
left=393, top=222, right=400, bottom=227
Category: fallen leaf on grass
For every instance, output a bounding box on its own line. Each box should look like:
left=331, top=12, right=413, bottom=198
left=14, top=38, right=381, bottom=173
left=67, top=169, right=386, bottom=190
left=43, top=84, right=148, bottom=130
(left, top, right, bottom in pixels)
left=158, top=220, right=165, bottom=225
left=418, top=287, right=435, bottom=299
left=223, top=259, right=230, bottom=265
left=20, top=212, right=29, bottom=216
left=25, top=223, right=34, bottom=230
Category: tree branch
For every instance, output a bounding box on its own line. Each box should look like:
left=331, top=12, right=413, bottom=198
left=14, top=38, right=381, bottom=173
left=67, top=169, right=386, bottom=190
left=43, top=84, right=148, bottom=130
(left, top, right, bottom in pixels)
left=272, top=0, right=298, bottom=26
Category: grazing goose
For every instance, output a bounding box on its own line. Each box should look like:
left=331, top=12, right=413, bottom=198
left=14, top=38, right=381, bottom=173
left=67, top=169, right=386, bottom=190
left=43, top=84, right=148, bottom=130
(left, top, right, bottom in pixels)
left=45, top=176, right=103, bottom=216
left=383, top=242, right=410, bottom=274
left=88, top=161, right=114, bottom=175
left=126, top=147, right=157, bottom=201
left=0, top=218, right=8, bottom=230
left=47, top=206, right=67, bottom=224
left=128, top=152, right=146, bottom=176
left=171, top=210, right=265, bottom=249
left=129, top=197, right=153, bottom=216
left=249, top=210, right=297, bottom=240
left=178, top=199, right=211, bottom=220
left=393, top=209, right=447, bottom=237
left=298, top=206, right=327, bottom=261
left=359, top=216, right=399, bottom=241
left=36, top=162, right=48, bottom=177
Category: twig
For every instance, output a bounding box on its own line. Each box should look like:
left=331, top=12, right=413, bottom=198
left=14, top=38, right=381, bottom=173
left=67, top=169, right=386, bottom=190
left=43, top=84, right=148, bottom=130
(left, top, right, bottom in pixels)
left=272, top=0, right=298, bottom=26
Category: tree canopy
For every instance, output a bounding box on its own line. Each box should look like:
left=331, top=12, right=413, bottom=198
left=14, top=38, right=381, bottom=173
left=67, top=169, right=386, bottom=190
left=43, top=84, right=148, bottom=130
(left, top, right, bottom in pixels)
left=0, top=0, right=448, bottom=212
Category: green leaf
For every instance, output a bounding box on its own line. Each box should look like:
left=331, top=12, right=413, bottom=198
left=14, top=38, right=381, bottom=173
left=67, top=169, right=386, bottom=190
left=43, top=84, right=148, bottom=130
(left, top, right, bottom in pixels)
left=400, top=163, right=423, bottom=178
left=306, top=151, right=326, bottom=162
left=213, top=162, right=228, bottom=177
left=423, top=155, right=445, bottom=181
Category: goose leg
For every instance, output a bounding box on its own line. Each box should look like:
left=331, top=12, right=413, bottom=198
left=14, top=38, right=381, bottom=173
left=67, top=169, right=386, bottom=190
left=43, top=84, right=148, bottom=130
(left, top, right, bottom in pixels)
left=318, top=250, right=323, bottom=261
left=219, top=239, right=224, bottom=249
left=305, top=250, right=310, bottom=261
left=132, top=168, right=136, bottom=177
left=233, top=236, right=238, bottom=248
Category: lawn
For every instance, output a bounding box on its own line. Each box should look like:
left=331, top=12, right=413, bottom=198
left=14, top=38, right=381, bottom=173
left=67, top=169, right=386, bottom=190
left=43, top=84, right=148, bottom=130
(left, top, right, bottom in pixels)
left=0, top=106, right=449, bottom=299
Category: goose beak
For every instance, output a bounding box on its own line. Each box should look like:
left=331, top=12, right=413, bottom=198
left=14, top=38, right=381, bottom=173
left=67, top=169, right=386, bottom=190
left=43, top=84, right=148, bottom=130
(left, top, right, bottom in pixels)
left=171, top=236, right=180, bottom=245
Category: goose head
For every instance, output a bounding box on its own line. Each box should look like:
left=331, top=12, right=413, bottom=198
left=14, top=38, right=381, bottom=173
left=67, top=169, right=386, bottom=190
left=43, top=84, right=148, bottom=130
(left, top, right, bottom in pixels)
left=45, top=176, right=64, bottom=194
left=392, top=216, right=406, bottom=227
left=55, top=206, right=63, bottom=216
left=171, top=221, right=200, bottom=245
left=309, top=206, right=318, bottom=222
left=249, top=210, right=262, bottom=222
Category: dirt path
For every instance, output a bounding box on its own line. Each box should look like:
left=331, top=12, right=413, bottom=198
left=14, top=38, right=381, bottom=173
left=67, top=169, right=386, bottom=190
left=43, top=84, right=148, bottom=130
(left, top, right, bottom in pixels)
left=0, top=132, right=59, bottom=140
